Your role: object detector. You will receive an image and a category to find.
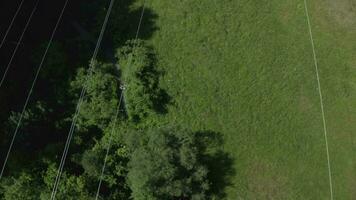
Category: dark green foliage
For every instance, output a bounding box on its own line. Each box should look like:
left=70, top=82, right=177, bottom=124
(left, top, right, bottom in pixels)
left=81, top=146, right=131, bottom=199
left=117, top=40, right=163, bottom=122
left=80, top=123, right=132, bottom=200
left=127, top=127, right=210, bottom=200
left=71, top=62, right=121, bottom=130
left=41, top=164, right=94, bottom=200
left=0, top=1, right=234, bottom=199
left=81, top=149, right=103, bottom=178
left=1, top=173, right=41, bottom=200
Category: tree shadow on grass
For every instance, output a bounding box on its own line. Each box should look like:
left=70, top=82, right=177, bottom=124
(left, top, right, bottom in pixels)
left=196, top=131, right=235, bottom=199
left=153, top=88, right=171, bottom=114
left=145, top=48, right=171, bottom=115
left=100, top=0, right=159, bottom=61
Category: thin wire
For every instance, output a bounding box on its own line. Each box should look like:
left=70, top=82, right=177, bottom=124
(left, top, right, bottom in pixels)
left=95, top=2, right=147, bottom=199
left=50, top=0, right=116, bottom=199
left=0, top=0, right=25, bottom=50
left=0, top=0, right=69, bottom=180
left=0, top=0, right=39, bottom=177
left=134, top=0, right=146, bottom=39
left=303, top=0, right=334, bottom=199
left=0, top=0, right=39, bottom=88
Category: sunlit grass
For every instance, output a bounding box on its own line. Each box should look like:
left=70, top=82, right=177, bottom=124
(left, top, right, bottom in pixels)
left=142, top=0, right=356, bottom=199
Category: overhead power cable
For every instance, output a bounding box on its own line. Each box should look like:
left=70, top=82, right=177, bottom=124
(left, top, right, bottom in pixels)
left=303, top=0, right=334, bottom=199
left=0, top=0, right=39, bottom=88
left=0, top=0, right=25, bottom=50
left=94, top=1, right=147, bottom=199
left=0, top=0, right=70, bottom=180
left=50, top=0, right=116, bottom=199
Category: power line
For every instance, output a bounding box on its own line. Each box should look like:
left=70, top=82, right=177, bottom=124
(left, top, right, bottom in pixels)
left=0, top=0, right=40, bottom=177
left=94, top=1, right=147, bottom=198
left=303, top=0, right=334, bottom=199
left=50, top=0, right=116, bottom=198
left=95, top=91, right=124, bottom=200
left=0, top=0, right=70, bottom=180
left=134, top=0, right=147, bottom=39
left=0, top=0, right=25, bottom=50
left=0, top=0, right=39, bottom=88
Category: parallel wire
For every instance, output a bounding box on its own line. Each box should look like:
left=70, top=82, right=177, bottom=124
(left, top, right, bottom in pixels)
left=303, top=0, right=334, bottom=199
left=0, top=0, right=39, bottom=88
left=95, top=2, right=147, bottom=198
left=0, top=0, right=70, bottom=180
left=0, top=0, right=25, bottom=49
left=50, top=0, right=116, bottom=199
left=0, top=0, right=39, bottom=177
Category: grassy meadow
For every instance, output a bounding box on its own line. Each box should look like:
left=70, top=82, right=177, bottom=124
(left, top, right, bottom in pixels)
left=135, top=0, right=356, bottom=199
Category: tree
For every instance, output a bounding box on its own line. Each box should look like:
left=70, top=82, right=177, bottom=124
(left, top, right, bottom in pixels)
left=40, top=163, right=94, bottom=200
left=127, top=127, right=210, bottom=200
left=117, top=40, right=163, bottom=122
left=1, top=173, right=41, bottom=200
left=70, top=62, right=121, bottom=130
left=80, top=123, right=131, bottom=200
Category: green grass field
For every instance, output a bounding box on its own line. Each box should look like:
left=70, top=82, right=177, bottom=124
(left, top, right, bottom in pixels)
left=140, top=0, right=355, bottom=199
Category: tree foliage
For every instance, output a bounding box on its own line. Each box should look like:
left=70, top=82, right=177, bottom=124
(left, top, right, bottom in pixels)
left=40, top=164, right=94, bottom=200
left=0, top=1, right=227, bottom=199
left=117, top=40, right=161, bottom=122
left=71, top=62, right=121, bottom=130
left=127, top=127, right=210, bottom=200
left=81, top=136, right=131, bottom=200
left=1, top=173, right=41, bottom=200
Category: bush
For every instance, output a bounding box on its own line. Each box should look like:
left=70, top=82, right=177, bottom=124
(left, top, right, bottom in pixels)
left=116, top=40, right=161, bottom=122
left=127, top=127, right=210, bottom=200
left=41, top=164, right=94, bottom=200
left=1, top=173, right=41, bottom=200
left=70, top=62, right=121, bottom=130
left=80, top=123, right=131, bottom=200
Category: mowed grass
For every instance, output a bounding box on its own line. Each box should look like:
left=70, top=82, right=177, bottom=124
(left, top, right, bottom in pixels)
left=307, top=0, right=356, bottom=199
left=140, top=0, right=356, bottom=199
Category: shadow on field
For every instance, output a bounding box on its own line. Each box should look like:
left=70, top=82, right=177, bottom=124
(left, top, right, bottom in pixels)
left=101, top=0, right=159, bottom=58
left=0, top=0, right=160, bottom=174
left=145, top=48, right=171, bottom=115
left=196, top=131, right=235, bottom=198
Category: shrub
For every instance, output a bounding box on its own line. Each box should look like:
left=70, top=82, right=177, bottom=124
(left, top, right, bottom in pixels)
left=70, top=62, right=121, bottom=130
left=127, top=127, right=210, bottom=200
left=116, top=40, right=160, bottom=122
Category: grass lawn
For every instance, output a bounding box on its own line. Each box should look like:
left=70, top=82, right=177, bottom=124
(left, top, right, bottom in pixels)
left=139, top=0, right=356, bottom=199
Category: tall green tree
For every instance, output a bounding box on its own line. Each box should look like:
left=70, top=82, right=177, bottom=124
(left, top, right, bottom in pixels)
left=70, top=62, right=121, bottom=130
left=40, top=163, right=94, bottom=200
left=117, top=40, right=161, bottom=122
left=1, top=173, right=42, bottom=200
left=127, top=127, right=210, bottom=200
left=80, top=123, right=131, bottom=200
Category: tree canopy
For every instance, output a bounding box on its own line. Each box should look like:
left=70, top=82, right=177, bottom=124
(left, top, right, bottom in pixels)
left=117, top=39, right=161, bottom=122
left=127, top=127, right=210, bottom=200
left=0, top=1, right=228, bottom=199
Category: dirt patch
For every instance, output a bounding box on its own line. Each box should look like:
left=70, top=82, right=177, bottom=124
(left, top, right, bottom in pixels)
left=351, top=175, right=356, bottom=199
left=247, top=162, right=289, bottom=200
left=299, top=93, right=312, bottom=112
left=299, top=86, right=313, bottom=112
left=327, top=0, right=356, bottom=29
left=279, top=4, right=292, bottom=25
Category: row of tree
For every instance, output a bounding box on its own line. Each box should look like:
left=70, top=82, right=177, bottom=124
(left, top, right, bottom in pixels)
left=0, top=1, right=231, bottom=199
left=0, top=40, right=214, bottom=200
